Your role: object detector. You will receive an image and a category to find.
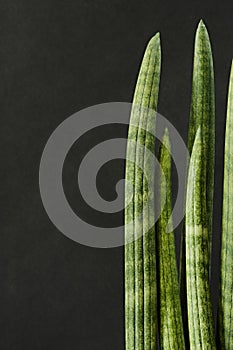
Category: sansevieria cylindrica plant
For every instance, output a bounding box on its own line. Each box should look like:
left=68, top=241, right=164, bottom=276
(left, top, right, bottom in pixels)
left=124, top=19, right=233, bottom=350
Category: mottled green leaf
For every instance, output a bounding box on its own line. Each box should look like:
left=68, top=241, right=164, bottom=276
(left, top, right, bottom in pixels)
left=157, top=129, right=185, bottom=350
left=125, top=33, right=161, bottom=350
left=186, top=127, right=216, bottom=350
left=218, top=61, right=233, bottom=349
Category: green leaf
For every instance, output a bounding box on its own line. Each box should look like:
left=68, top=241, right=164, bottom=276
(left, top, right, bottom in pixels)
left=125, top=33, right=161, bottom=350
left=180, top=20, right=215, bottom=345
left=218, top=61, right=233, bottom=349
left=157, top=129, right=185, bottom=350
left=186, top=127, right=216, bottom=349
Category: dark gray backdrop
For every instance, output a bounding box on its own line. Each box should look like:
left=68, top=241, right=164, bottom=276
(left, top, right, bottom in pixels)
left=0, top=0, right=232, bottom=349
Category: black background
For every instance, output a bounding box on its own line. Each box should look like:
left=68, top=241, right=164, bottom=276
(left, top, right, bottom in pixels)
left=0, top=0, right=232, bottom=349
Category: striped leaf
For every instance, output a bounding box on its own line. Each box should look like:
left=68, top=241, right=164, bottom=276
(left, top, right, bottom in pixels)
left=125, top=33, right=161, bottom=350
left=218, top=61, right=233, bottom=349
left=157, top=128, right=185, bottom=350
left=186, top=127, right=216, bottom=350
left=180, top=20, right=215, bottom=344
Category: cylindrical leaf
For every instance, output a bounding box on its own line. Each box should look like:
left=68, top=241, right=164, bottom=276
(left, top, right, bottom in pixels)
left=186, top=127, right=216, bottom=350
left=218, top=61, right=233, bottom=349
left=157, top=129, right=185, bottom=350
left=125, top=33, right=161, bottom=350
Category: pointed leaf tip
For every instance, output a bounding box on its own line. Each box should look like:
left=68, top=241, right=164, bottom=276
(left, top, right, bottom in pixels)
left=162, top=128, right=170, bottom=148
left=148, top=32, right=160, bottom=47
left=196, top=19, right=209, bottom=37
left=164, top=126, right=169, bottom=136
left=198, top=19, right=206, bottom=28
left=195, top=125, right=201, bottom=141
left=153, top=32, right=160, bottom=40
